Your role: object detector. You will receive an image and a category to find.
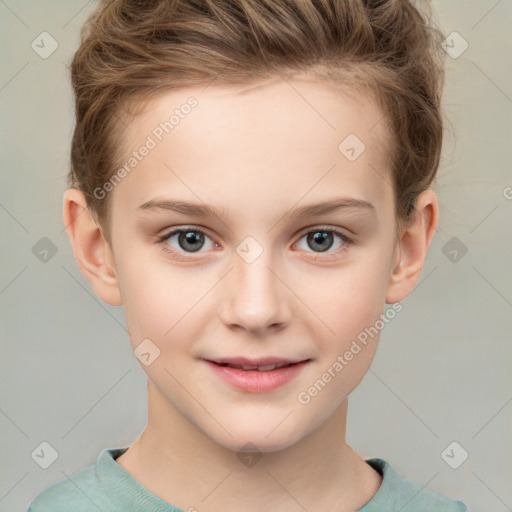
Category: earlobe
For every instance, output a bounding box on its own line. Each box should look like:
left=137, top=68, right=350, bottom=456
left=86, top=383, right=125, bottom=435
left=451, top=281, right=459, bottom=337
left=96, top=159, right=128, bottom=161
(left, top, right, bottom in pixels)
left=385, top=189, right=438, bottom=304
left=62, top=188, right=123, bottom=306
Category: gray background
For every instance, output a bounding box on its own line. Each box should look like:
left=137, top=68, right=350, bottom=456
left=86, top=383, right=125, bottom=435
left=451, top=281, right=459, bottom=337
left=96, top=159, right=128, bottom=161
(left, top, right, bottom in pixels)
left=1, top=1, right=511, bottom=511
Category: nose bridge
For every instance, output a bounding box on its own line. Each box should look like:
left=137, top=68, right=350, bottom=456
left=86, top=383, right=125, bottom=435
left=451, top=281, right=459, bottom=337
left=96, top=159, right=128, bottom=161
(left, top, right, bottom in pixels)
left=220, top=238, right=290, bottom=333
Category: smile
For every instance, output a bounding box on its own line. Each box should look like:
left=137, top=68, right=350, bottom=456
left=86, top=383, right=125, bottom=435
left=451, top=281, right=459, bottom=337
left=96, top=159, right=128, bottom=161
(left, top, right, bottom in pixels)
left=216, top=362, right=293, bottom=371
left=204, top=358, right=310, bottom=393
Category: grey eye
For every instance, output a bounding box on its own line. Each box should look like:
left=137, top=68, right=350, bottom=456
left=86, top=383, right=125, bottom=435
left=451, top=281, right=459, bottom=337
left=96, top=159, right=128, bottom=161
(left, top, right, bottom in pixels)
left=296, top=230, right=347, bottom=253
left=163, top=229, right=215, bottom=253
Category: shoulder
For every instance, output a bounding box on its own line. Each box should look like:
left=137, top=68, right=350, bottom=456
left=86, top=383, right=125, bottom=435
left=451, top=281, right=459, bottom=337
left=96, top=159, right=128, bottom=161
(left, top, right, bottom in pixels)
left=361, top=458, right=468, bottom=512
left=26, top=451, right=115, bottom=512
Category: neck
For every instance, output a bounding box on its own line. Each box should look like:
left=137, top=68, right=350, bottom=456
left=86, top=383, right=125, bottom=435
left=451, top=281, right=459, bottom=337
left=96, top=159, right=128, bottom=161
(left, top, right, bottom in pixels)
left=116, top=380, right=381, bottom=512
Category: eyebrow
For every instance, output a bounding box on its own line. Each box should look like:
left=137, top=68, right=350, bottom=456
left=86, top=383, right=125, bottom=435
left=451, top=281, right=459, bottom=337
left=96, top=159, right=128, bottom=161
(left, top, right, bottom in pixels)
left=137, top=197, right=376, bottom=221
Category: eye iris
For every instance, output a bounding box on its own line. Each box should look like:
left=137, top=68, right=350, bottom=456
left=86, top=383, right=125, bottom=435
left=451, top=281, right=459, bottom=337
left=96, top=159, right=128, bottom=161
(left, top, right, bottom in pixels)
left=178, top=231, right=204, bottom=252
left=169, top=230, right=340, bottom=254
left=307, top=231, right=333, bottom=252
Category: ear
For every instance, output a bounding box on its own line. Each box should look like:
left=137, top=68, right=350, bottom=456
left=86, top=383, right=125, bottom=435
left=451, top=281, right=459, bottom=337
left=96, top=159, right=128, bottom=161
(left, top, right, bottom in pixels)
left=62, top=188, right=123, bottom=306
left=385, top=189, right=439, bottom=304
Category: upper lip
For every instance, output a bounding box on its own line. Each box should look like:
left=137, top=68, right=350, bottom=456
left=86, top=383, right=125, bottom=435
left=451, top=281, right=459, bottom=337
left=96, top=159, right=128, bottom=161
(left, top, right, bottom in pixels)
left=204, top=357, right=309, bottom=366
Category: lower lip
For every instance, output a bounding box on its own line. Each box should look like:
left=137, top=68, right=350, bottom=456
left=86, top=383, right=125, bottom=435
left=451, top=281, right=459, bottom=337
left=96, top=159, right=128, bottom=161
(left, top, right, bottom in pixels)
left=205, top=360, right=309, bottom=393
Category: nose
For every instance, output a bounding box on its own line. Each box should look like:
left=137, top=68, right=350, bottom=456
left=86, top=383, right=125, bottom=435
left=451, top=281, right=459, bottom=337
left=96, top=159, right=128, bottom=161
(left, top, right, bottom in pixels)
left=218, top=249, right=292, bottom=335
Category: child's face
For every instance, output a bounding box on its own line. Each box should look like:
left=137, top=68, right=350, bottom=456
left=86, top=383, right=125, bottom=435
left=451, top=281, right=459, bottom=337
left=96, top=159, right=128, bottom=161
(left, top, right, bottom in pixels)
left=106, top=76, right=401, bottom=451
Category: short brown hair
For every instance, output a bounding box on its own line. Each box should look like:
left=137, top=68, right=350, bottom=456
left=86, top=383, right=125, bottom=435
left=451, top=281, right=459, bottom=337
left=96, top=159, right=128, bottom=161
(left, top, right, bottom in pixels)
left=69, top=0, right=446, bottom=237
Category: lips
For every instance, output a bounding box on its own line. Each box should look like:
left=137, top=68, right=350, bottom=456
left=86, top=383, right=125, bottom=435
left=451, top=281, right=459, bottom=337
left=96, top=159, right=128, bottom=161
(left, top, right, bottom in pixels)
left=204, top=357, right=310, bottom=393
left=217, top=362, right=292, bottom=371
left=205, top=357, right=307, bottom=371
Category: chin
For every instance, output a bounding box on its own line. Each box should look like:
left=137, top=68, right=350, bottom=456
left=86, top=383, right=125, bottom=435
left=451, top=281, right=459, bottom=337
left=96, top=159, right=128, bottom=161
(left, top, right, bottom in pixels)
left=205, top=419, right=307, bottom=454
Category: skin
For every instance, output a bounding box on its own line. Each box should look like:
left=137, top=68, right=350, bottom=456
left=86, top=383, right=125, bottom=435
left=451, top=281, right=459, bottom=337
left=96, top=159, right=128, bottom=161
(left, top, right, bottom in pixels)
left=63, top=75, right=438, bottom=512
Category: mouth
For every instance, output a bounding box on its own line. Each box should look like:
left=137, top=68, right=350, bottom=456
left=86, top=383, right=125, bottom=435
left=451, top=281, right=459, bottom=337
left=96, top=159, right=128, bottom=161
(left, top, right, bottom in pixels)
left=212, top=361, right=298, bottom=371
left=203, top=357, right=311, bottom=392
left=205, top=357, right=310, bottom=371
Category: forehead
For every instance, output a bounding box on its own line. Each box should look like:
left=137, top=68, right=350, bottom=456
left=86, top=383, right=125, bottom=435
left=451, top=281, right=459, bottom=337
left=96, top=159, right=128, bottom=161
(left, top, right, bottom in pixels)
left=126, top=76, right=389, bottom=155
left=111, top=76, right=393, bottom=222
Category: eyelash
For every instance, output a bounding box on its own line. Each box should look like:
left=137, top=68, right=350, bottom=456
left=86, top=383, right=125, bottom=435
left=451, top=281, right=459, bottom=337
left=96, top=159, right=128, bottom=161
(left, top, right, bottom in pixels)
left=156, top=225, right=353, bottom=260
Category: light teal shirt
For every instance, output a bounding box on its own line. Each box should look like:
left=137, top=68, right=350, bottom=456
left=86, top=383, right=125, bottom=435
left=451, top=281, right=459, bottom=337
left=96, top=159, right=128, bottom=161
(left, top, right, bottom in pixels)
left=27, top=447, right=467, bottom=511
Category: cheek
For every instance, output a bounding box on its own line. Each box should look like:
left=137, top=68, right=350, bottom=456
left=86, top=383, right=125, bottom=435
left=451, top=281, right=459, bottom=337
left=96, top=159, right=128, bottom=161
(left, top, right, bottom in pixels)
left=296, top=264, right=391, bottom=410
left=117, top=232, right=394, bottom=352
left=303, top=251, right=393, bottom=345
left=117, top=252, right=218, bottom=351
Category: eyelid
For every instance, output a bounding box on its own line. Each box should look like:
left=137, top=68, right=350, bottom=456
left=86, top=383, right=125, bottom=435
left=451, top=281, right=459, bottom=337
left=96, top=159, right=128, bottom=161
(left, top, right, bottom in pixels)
left=295, top=224, right=351, bottom=238
left=158, top=225, right=215, bottom=242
